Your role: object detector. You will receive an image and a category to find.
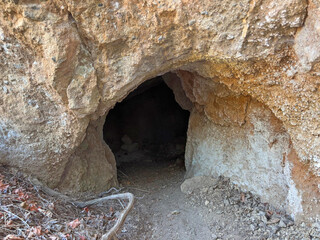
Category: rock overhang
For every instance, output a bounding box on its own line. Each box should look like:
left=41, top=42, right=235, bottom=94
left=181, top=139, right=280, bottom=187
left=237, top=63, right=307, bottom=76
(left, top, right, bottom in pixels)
left=1, top=0, right=320, bottom=223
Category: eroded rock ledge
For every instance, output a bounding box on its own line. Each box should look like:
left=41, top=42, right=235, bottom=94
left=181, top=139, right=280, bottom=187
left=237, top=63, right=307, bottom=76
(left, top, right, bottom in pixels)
left=1, top=0, right=320, bottom=222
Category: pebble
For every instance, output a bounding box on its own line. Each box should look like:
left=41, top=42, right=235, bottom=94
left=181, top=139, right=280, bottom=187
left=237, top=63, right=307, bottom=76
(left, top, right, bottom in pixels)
left=200, top=10, right=208, bottom=15
left=211, top=233, right=218, bottom=239
left=182, top=176, right=320, bottom=239
left=2, top=86, right=8, bottom=94
left=278, top=220, right=286, bottom=228
left=188, top=19, right=196, bottom=26
left=167, top=210, right=180, bottom=217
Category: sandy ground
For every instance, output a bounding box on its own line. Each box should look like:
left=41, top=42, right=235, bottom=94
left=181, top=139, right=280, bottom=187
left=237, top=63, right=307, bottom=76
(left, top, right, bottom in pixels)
left=118, top=160, right=216, bottom=240
left=1, top=152, right=320, bottom=239
left=116, top=154, right=320, bottom=240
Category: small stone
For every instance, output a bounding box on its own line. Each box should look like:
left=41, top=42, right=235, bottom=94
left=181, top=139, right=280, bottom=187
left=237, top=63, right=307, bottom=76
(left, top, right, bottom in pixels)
left=226, top=34, right=234, bottom=40
left=201, top=187, right=208, bottom=193
left=2, top=86, right=8, bottom=94
left=250, top=224, right=255, bottom=231
left=211, top=233, right=218, bottom=239
left=267, top=218, right=280, bottom=225
left=205, top=200, right=209, bottom=206
left=20, top=201, right=27, bottom=208
left=170, top=210, right=180, bottom=216
left=261, top=215, right=268, bottom=223
left=188, top=19, right=196, bottom=26
left=279, top=220, right=286, bottom=228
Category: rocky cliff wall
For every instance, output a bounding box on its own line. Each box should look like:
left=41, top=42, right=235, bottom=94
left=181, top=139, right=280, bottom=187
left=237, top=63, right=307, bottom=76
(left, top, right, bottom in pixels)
left=1, top=0, right=320, bottom=222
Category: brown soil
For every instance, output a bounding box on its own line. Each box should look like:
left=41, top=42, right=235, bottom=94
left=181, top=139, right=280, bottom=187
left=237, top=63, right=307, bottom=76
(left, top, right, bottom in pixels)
left=1, top=153, right=320, bottom=240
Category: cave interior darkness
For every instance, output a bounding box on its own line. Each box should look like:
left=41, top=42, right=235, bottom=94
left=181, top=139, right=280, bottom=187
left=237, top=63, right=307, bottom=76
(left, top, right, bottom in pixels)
left=103, top=75, right=190, bottom=171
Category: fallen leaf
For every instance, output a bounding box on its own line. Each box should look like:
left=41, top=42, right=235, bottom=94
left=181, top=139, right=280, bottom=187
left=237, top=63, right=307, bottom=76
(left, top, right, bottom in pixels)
left=0, top=180, right=9, bottom=192
left=83, top=207, right=89, bottom=213
left=240, top=193, right=245, bottom=202
left=109, top=206, right=114, bottom=213
left=4, top=235, right=24, bottom=240
left=38, top=208, right=53, bottom=217
left=13, top=188, right=29, bottom=201
left=28, top=204, right=39, bottom=212
left=27, top=226, right=42, bottom=238
left=68, top=218, right=81, bottom=229
left=6, top=220, right=13, bottom=226
left=267, top=218, right=280, bottom=225
left=48, top=202, right=55, bottom=211
left=266, top=210, right=273, bottom=217
left=33, top=226, right=42, bottom=235
left=20, top=201, right=28, bottom=209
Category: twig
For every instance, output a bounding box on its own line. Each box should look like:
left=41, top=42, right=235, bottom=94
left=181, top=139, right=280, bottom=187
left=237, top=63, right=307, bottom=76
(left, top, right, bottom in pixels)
left=73, top=193, right=134, bottom=240
left=117, top=170, right=130, bottom=179
left=0, top=206, right=30, bottom=229
left=0, top=225, right=17, bottom=232
left=102, top=193, right=134, bottom=240
left=117, top=199, right=125, bottom=209
left=30, top=180, right=50, bottom=204
left=29, top=177, right=135, bottom=240
left=99, top=187, right=123, bottom=197
left=29, top=178, right=71, bottom=202
left=135, top=195, right=145, bottom=200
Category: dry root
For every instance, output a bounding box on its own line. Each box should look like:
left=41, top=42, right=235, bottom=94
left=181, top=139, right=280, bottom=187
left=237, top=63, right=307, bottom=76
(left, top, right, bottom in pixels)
left=30, top=178, right=134, bottom=240
left=74, top=193, right=134, bottom=240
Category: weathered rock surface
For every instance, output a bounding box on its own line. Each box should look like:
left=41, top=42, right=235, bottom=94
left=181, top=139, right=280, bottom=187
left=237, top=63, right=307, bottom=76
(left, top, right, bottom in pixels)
left=0, top=0, right=320, bottom=222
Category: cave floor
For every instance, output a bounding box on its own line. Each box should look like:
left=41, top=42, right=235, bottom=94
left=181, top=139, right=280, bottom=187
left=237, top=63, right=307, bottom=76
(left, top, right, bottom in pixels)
left=115, top=152, right=317, bottom=240
left=117, top=158, right=215, bottom=239
left=119, top=158, right=216, bottom=239
left=0, top=155, right=319, bottom=239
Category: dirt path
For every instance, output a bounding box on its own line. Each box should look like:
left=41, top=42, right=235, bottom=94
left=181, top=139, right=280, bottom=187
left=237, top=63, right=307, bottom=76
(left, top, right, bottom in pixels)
left=118, top=160, right=215, bottom=239
left=1, top=155, right=320, bottom=239
left=116, top=156, right=320, bottom=240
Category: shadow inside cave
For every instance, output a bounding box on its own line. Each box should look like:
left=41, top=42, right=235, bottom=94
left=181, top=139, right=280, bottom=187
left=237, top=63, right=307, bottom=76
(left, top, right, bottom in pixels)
left=103, top=75, right=190, bottom=176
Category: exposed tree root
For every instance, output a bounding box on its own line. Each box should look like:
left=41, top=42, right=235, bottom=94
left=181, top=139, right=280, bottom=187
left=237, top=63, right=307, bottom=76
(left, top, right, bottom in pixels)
left=74, top=193, right=134, bottom=240
left=30, top=177, right=134, bottom=240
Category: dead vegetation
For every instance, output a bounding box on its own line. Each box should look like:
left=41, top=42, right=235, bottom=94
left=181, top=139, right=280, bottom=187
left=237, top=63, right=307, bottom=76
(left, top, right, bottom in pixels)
left=0, top=165, right=133, bottom=240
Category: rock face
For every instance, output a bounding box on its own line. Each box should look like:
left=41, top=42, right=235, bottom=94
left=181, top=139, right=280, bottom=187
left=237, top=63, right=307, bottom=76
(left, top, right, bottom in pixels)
left=1, top=0, right=320, bottom=222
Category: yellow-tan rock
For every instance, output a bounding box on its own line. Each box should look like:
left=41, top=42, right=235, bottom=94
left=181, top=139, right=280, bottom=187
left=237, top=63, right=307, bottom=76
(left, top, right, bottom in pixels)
left=1, top=0, right=320, bottom=222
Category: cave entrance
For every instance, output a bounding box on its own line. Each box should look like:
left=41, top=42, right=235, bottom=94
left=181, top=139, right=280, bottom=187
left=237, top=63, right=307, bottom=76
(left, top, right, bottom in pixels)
left=103, top=74, right=190, bottom=177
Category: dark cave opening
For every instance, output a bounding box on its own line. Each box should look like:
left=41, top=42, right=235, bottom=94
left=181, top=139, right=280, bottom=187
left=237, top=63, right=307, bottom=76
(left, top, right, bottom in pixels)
left=103, top=75, right=190, bottom=169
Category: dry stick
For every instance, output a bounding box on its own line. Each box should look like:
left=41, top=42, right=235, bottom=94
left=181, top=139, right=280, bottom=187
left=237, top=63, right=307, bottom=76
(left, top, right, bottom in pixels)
left=74, top=193, right=134, bottom=240
left=0, top=206, right=30, bottom=229
left=99, top=187, right=123, bottom=197
left=30, top=177, right=134, bottom=240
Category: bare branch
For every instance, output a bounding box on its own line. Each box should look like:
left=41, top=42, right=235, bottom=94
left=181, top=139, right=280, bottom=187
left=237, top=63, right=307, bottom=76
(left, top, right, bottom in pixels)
left=30, top=177, right=135, bottom=240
